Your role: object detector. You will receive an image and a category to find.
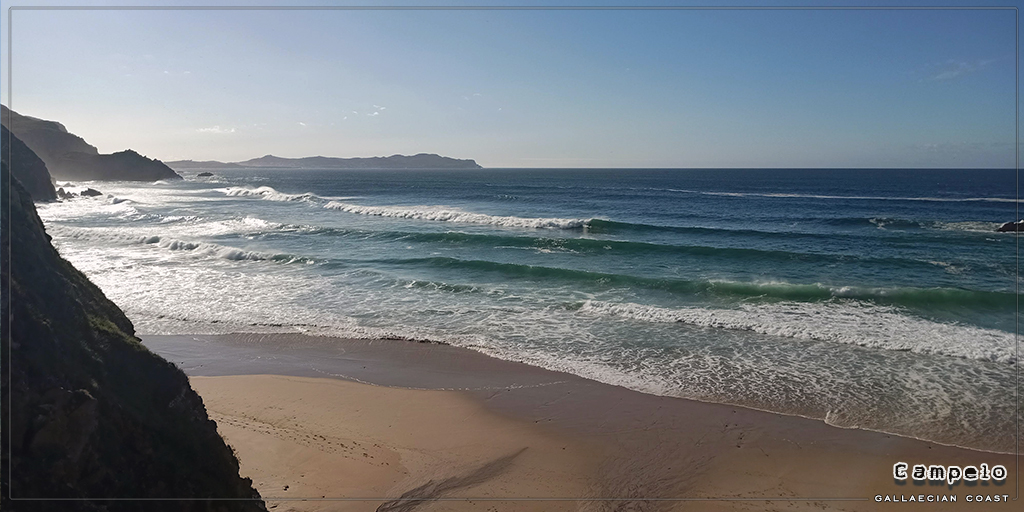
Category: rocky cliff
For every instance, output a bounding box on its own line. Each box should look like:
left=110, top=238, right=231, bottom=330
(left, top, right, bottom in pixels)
left=1, top=162, right=263, bottom=511
left=1, top=106, right=182, bottom=181
left=57, top=149, right=183, bottom=182
left=2, top=125, right=57, bottom=201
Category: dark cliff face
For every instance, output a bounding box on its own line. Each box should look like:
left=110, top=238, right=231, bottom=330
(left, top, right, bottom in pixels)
left=2, top=125, right=58, bottom=201
left=59, top=150, right=183, bottom=182
left=1, top=106, right=182, bottom=182
left=1, top=162, right=264, bottom=511
left=1, top=105, right=99, bottom=158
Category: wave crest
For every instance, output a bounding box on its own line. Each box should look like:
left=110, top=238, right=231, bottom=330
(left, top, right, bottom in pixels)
left=222, top=186, right=323, bottom=203
left=47, top=225, right=311, bottom=264
left=324, top=201, right=591, bottom=229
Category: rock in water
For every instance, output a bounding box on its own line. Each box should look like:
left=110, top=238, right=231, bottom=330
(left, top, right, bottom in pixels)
left=1, top=161, right=265, bottom=510
left=197, top=171, right=214, bottom=177
left=80, top=188, right=102, bottom=197
left=996, top=220, right=1023, bottom=232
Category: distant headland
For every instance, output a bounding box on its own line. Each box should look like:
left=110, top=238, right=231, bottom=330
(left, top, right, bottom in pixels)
left=166, top=153, right=482, bottom=170
left=1, top=105, right=182, bottom=182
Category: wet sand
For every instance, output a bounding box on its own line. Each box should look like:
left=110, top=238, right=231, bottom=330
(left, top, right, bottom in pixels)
left=145, top=334, right=1017, bottom=511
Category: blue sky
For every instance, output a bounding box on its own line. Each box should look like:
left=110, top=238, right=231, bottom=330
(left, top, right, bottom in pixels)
left=1, top=1, right=1018, bottom=168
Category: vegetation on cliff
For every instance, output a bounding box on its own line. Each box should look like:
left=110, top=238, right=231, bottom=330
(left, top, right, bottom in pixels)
left=1, top=162, right=263, bottom=511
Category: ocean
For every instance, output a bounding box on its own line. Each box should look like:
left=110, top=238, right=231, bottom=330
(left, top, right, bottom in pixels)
left=36, top=168, right=1019, bottom=452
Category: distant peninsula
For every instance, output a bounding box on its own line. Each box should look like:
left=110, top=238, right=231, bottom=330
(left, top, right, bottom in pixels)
left=1, top=105, right=182, bottom=182
left=166, top=153, right=482, bottom=170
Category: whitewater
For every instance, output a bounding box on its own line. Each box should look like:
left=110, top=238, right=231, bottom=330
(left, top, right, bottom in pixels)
left=38, top=167, right=1020, bottom=453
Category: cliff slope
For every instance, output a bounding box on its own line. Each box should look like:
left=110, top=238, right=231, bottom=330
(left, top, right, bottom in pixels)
left=1, top=106, right=182, bottom=181
left=1, top=162, right=263, bottom=511
left=2, top=125, right=57, bottom=201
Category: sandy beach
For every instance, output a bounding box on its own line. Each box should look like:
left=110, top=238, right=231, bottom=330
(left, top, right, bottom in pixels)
left=190, top=375, right=597, bottom=512
left=147, top=334, right=1016, bottom=511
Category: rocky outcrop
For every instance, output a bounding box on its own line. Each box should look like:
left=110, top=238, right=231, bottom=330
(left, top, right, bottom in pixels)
left=2, top=105, right=182, bottom=181
left=0, top=162, right=264, bottom=511
left=997, top=221, right=1022, bottom=232
left=2, top=125, right=57, bottom=201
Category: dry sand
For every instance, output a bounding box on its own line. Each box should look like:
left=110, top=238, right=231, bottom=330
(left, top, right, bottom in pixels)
left=150, top=335, right=1016, bottom=512
left=191, top=375, right=597, bottom=512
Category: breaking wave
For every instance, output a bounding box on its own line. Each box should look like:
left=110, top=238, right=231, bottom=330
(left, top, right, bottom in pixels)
left=222, top=186, right=325, bottom=203
left=324, top=201, right=592, bottom=229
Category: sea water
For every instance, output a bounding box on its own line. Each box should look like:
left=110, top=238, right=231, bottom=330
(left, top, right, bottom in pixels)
left=36, top=168, right=1019, bottom=452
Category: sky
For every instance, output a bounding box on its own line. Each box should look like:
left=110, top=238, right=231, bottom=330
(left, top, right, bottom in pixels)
left=0, top=1, right=1018, bottom=168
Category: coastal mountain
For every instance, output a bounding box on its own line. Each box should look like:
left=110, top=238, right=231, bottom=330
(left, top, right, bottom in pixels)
left=166, top=153, right=482, bottom=170
left=0, top=163, right=263, bottom=510
left=2, top=124, right=57, bottom=201
left=1, top=105, right=182, bottom=182
left=161, top=159, right=246, bottom=170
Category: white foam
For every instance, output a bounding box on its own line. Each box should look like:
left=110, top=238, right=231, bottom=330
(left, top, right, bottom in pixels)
left=575, top=300, right=1017, bottom=364
left=46, top=225, right=288, bottom=262
left=323, top=201, right=590, bottom=229
left=931, top=221, right=1004, bottom=233
left=158, top=215, right=202, bottom=224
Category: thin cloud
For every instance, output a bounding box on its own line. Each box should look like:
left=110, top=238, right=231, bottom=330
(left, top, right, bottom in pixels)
left=197, top=126, right=235, bottom=134
left=911, top=141, right=989, bottom=154
left=928, top=58, right=995, bottom=81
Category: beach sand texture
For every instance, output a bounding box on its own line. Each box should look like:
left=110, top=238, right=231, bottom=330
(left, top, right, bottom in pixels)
left=167, top=335, right=1014, bottom=512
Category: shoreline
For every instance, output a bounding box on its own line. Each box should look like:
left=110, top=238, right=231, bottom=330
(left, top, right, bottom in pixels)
left=145, top=333, right=1016, bottom=510
left=142, top=332, right=1017, bottom=455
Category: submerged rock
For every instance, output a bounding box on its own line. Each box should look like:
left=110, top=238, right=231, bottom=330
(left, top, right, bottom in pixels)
left=197, top=171, right=214, bottom=177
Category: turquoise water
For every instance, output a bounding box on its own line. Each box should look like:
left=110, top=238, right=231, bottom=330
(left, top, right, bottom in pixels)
left=37, top=168, right=1019, bottom=452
